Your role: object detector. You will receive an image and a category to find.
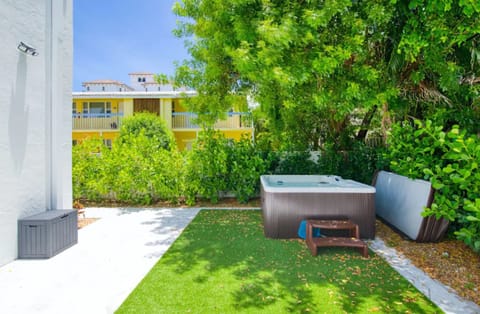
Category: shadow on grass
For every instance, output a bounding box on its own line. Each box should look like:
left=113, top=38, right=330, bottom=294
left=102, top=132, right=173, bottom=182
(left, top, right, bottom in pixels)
left=118, top=210, right=439, bottom=313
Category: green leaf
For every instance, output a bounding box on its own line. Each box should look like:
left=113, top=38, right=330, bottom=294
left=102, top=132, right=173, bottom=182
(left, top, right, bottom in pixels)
left=423, top=168, right=434, bottom=176
left=466, top=216, right=480, bottom=222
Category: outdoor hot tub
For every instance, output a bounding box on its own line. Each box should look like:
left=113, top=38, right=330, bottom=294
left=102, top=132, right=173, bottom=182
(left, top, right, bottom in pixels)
left=260, top=175, right=376, bottom=239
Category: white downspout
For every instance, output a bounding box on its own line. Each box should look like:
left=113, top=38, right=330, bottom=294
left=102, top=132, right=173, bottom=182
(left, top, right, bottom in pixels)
left=45, top=0, right=54, bottom=210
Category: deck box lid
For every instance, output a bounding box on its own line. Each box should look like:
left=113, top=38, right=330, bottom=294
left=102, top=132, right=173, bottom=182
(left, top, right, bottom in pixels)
left=19, top=209, right=75, bottom=222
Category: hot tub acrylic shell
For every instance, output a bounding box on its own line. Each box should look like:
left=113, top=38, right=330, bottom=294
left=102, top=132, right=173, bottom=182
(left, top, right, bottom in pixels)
left=260, top=175, right=376, bottom=239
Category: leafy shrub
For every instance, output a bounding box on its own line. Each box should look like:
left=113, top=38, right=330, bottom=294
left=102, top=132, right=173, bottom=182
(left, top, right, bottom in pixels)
left=72, top=138, right=108, bottom=201
left=182, top=131, right=273, bottom=204
left=335, top=142, right=387, bottom=184
left=150, top=149, right=185, bottom=204
left=261, top=141, right=385, bottom=184
left=273, top=151, right=318, bottom=174
left=73, top=114, right=182, bottom=205
left=183, top=129, right=229, bottom=204
left=272, top=142, right=386, bottom=184
left=315, top=146, right=343, bottom=177
left=119, top=112, right=176, bottom=151
left=387, top=119, right=480, bottom=251
left=226, top=136, right=268, bottom=203
left=105, top=134, right=155, bottom=204
left=105, top=132, right=178, bottom=204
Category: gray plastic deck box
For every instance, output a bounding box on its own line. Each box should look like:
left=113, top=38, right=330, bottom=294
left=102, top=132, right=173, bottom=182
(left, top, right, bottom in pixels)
left=18, top=209, right=78, bottom=259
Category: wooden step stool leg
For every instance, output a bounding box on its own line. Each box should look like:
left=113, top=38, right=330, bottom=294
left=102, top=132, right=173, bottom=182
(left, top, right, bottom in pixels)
left=306, top=239, right=318, bottom=256
left=360, top=243, right=368, bottom=258
left=306, top=222, right=318, bottom=256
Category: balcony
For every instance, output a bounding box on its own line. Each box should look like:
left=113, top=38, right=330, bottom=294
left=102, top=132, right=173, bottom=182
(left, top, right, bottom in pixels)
left=172, top=112, right=252, bottom=130
left=72, top=112, right=253, bottom=131
left=72, top=113, right=123, bottom=130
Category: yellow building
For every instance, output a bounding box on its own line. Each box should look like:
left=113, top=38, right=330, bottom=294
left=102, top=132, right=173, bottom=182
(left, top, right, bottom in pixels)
left=72, top=73, right=253, bottom=150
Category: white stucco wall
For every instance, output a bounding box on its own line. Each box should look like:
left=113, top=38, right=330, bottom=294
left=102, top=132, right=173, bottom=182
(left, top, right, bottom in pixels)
left=0, top=0, right=72, bottom=266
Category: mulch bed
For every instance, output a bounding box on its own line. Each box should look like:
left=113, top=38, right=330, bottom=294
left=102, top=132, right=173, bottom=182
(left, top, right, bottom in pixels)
left=78, top=217, right=99, bottom=229
left=75, top=198, right=479, bottom=306
left=376, top=219, right=480, bottom=305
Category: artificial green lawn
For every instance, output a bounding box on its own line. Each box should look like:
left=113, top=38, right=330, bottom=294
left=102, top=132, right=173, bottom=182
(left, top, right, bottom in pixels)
left=116, top=210, right=440, bottom=313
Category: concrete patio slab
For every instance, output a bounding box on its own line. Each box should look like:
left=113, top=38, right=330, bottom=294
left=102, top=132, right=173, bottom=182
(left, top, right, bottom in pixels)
left=0, top=207, right=200, bottom=314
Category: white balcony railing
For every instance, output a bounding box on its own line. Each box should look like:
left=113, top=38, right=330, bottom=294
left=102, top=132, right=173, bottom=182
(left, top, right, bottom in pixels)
left=172, top=112, right=252, bottom=129
left=73, top=112, right=253, bottom=131
left=72, top=113, right=123, bottom=130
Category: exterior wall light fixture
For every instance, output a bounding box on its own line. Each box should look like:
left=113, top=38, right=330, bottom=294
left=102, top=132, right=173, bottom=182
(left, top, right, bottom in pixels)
left=17, top=41, right=39, bottom=56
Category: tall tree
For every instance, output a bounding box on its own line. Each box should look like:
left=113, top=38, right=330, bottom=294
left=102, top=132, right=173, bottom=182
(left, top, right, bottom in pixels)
left=387, top=0, right=480, bottom=129
left=173, top=0, right=480, bottom=149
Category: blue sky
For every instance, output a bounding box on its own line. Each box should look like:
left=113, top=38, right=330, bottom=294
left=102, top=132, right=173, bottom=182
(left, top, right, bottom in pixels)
left=73, top=0, right=190, bottom=91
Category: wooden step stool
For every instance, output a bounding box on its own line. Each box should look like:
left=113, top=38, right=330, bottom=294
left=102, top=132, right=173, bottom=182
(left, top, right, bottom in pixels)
left=305, top=219, right=368, bottom=258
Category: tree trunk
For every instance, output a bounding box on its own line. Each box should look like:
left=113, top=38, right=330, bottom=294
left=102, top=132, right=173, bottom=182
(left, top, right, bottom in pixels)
left=356, top=105, right=378, bottom=141
left=381, top=103, right=391, bottom=140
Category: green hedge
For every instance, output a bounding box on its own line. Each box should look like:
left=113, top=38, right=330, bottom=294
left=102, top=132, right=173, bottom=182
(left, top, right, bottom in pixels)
left=73, top=129, right=271, bottom=205
left=73, top=130, right=384, bottom=204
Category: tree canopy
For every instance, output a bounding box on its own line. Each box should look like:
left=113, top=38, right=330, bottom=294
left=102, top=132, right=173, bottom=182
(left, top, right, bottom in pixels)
left=174, top=0, right=480, bottom=149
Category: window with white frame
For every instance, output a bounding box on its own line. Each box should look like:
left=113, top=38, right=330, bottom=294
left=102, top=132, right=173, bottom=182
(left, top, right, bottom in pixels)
left=82, top=102, right=112, bottom=117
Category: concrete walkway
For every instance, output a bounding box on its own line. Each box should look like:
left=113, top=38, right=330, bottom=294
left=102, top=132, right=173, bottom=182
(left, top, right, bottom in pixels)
left=0, top=207, right=478, bottom=314
left=0, top=207, right=200, bottom=314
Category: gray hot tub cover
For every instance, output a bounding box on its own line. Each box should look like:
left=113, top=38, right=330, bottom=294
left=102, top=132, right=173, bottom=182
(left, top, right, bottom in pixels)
left=373, top=171, right=449, bottom=242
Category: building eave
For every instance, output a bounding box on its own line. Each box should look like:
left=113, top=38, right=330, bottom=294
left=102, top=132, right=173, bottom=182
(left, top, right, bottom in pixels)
left=72, top=90, right=198, bottom=99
